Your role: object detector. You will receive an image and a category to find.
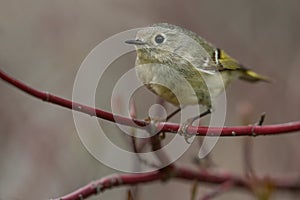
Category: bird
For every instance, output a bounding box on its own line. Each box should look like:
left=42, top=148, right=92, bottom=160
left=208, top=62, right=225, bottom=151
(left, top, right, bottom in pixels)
left=126, top=23, right=269, bottom=141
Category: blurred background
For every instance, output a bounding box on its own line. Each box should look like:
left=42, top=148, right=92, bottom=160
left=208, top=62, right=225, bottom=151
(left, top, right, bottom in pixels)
left=0, top=0, right=300, bottom=199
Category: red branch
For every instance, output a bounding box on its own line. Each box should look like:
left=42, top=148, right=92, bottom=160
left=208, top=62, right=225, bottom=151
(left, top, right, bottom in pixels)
left=1, top=68, right=300, bottom=137
left=52, top=166, right=300, bottom=200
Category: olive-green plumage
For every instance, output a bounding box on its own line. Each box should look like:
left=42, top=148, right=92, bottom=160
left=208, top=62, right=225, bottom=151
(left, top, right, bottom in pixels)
left=126, top=23, right=269, bottom=108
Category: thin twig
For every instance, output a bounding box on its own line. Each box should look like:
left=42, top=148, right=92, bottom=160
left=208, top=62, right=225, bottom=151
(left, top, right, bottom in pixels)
left=244, top=138, right=254, bottom=176
left=51, top=165, right=300, bottom=200
left=126, top=189, right=134, bottom=200
left=244, top=113, right=266, bottom=176
left=129, top=100, right=160, bottom=168
left=199, top=181, right=234, bottom=200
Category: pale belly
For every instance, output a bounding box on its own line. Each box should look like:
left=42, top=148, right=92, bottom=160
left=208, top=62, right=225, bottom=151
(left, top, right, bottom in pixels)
left=135, top=63, right=236, bottom=107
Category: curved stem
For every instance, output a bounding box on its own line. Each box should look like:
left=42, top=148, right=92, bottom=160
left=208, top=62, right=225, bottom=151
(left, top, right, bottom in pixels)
left=1, top=68, right=300, bottom=137
left=52, top=165, right=300, bottom=200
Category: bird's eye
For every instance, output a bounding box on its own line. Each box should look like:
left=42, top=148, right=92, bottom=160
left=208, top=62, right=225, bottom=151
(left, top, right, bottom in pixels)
left=154, top=34, right=165, bottom=44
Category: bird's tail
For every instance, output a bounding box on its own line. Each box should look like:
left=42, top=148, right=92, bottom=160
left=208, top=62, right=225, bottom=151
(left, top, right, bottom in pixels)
left=239, top=68, right=271, bottom=83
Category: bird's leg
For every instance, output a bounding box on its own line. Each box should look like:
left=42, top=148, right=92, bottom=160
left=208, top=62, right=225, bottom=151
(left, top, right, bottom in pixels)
left=166, top=107, right=182, bottom=121
left=178, top=108, right=212, bottom=143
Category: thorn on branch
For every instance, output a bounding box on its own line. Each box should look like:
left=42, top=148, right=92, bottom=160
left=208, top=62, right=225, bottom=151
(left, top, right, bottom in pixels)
left=258, top=112, right=266, bottom=126
left=251, top=112, right=266, bottom=137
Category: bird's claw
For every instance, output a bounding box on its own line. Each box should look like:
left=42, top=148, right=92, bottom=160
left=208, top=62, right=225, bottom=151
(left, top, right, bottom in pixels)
left=178, top=118, right=195, bottom=144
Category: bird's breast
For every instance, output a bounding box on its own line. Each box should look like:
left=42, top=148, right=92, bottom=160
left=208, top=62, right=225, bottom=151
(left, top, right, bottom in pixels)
left=134, top=60, right=235, bottom=107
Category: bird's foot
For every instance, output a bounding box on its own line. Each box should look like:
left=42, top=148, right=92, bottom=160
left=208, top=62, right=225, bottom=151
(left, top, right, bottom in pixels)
left=178, top=117, right=196, bottom=144
left=178, top=109, right=212, bottom=143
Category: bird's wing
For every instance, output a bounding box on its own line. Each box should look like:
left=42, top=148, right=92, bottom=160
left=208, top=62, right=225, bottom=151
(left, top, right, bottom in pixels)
left=194, top=45, right=241, bottom=74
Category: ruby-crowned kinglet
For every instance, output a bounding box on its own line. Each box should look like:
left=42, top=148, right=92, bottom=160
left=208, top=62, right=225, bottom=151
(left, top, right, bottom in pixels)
left=125, top=23, right=269, bottom=110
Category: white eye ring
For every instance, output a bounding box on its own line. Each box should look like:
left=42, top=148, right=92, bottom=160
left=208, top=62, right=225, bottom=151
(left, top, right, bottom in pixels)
left=153, top=33, right=166, bottom=44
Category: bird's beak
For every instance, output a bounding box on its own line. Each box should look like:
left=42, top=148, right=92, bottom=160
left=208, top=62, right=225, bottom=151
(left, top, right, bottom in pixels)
left=125, top=39, right=146, bottom=45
